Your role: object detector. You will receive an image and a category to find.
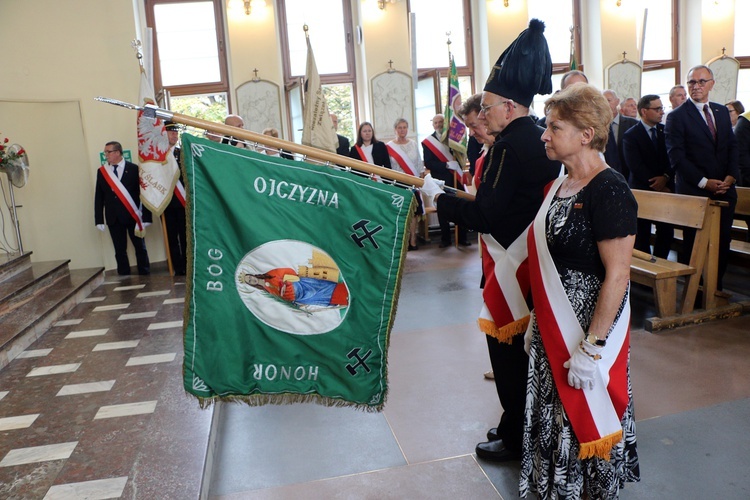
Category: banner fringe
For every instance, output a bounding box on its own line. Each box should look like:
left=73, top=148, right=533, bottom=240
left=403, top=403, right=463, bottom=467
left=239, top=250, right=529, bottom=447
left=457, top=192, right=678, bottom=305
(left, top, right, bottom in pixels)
left=478, top=315, right=530, bottom=344
left=188, top=391, right=385, bottom=413
left=578, top=430, right=623, bottom=460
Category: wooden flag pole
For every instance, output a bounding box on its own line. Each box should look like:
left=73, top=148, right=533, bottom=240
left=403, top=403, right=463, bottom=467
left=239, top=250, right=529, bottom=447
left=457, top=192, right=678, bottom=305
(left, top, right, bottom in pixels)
left=95, top=97, right=475, bottom=201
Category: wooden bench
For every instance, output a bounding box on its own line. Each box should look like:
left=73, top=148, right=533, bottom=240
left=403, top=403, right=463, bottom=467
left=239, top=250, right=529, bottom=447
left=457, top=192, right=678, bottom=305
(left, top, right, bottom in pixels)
left=731, top=186, right=750, bottom=258
left=629, top=190, right=725, bottom=320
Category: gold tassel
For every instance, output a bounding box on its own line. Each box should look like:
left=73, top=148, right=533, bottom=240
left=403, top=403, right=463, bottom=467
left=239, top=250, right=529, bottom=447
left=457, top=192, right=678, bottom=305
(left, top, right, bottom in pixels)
left=478, top=315, right=530, bottom=344
left=577, top=430, right=623, bottom=460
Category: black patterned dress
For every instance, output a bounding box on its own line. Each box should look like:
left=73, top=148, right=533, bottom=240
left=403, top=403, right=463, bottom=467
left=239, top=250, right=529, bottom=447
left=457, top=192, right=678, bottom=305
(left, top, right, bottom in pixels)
left=519, top=168, right=641, bottom=499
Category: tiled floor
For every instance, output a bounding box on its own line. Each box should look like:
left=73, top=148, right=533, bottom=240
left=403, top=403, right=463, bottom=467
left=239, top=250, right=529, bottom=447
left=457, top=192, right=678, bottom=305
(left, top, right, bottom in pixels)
left=0, top=245, right=749, bottom=499
left=0, top=275, right=211, bottom=499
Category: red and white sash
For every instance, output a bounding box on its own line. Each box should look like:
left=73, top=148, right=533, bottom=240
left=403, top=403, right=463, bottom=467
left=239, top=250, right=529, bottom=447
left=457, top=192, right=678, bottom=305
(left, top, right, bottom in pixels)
left=353, top=145, right=369, bottom=163
left=477, top=230, right=531, bottom=342
left=99, top=165, right=146, bottom=237
left=422, top=135, right=463, bottom=184
left=174, top=179, right=186, bottom=208
left=527, top=176, right=631, bottom=460
left=473, top=149, right=487, bottom=189
left=386, top=143, right=417, bottom=177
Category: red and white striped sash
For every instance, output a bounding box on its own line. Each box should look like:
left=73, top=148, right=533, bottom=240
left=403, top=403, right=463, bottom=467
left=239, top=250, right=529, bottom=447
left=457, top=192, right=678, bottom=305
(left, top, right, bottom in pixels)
left=527, top=176, right=630, bottom=460
left=422, top=135, right=463, bottom=183
left=353, top=145, right=369, bottom=163
left=477, top=230, right=531, bottom=342
left=386, top=143, right=417, bottom=177
left=174, top=179, right=186, bottom=208
left=99, top=165, right=146, bottom=237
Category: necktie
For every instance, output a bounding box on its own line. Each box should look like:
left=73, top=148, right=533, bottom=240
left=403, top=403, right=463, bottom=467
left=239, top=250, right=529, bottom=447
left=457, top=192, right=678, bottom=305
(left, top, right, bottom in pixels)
left=703, top=104, right=716, bottom=141
left=113, top=164, right=118, bottom=178
left=650, top=127, right=658, bottom=148
left=612, top=121, right=619, bottom=145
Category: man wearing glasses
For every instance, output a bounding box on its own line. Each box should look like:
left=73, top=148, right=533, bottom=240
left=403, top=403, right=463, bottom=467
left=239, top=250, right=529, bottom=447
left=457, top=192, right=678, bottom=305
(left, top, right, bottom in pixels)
left=95, top=141, right=151, bottom=275
left=622, top=95, right=674, bottom=258
left=665, top=65, right=739, bottom=290
left=426, top=20, right=561, bottom=462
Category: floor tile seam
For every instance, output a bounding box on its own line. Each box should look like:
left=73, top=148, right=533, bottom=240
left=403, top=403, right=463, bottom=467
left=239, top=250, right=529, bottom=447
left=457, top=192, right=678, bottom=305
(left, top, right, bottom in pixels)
left=381, top=411, right=409, bottom=465
left=634, top=395, right=750, bottom=423
left=470, top=454, right=506, bottom=498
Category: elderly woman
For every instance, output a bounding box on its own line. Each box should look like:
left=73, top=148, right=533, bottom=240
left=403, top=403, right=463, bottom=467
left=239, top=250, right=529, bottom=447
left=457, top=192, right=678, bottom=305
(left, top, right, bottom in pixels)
left=726, top=100, right=745, bottom=129
left=350, top=121, right=390, bottom=168
left=387, top=118, right=424, bottom=250
left=520, top=84, right=640, bottom=498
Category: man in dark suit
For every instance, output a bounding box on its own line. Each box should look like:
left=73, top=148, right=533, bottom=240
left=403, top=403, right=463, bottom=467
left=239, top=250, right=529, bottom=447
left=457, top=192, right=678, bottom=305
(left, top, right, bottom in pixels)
left=666, top=65, right=740, bottom=289
left=622, top=95, right=675, bottom=258
left=536, top=69, right=588, bottom=128
left=330, top=113, right=350, bottom=156
left=735, top=111, right=750, bottom=186
left=95, top=141, right=151, bottom=275
left=604, top=89, right=638, bottom=179
left=164, top=122, right=187, bottom=276
left=422, top=113, right=469, bottom=247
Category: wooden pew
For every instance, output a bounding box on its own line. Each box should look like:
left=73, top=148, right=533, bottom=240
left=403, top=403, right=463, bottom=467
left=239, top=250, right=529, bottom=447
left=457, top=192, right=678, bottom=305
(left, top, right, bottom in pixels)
left=629, top=190, right=725, bottom=325
left=731, top=186, right=750, bottom=258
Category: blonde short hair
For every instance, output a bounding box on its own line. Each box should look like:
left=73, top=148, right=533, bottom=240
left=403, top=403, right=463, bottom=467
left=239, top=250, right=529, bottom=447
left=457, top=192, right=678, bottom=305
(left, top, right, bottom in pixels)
left=544, top=84, right=611, bottom=152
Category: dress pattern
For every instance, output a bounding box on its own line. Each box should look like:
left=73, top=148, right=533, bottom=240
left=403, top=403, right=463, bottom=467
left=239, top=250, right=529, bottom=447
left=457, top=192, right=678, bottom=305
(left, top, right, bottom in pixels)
left=520, top=170, right=640, bottom=499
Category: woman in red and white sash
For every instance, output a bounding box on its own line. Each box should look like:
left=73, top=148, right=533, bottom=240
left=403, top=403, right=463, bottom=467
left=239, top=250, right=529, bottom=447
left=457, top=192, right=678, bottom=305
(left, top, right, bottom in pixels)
left=520, top=84, right=640, bottom=498
left=387, top=118, right=424, bottom=250
left=349, top=122, right=390, bottom=169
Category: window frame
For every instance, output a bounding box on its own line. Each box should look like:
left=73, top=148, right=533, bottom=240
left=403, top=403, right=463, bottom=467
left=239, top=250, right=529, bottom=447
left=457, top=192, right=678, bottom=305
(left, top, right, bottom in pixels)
left=276, top=0, right=357, bottom=87
left=549, top=0, right=583, bottom=74
left=144, top=0, right=231, bottom=101
left=411, top=0, right=474, bottom=92
left=641, top=0, right=680, bottom=85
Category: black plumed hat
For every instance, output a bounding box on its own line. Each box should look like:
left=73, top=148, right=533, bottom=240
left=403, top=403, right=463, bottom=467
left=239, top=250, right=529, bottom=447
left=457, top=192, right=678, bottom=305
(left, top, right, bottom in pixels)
left=483, top=19, right=553, bottom=107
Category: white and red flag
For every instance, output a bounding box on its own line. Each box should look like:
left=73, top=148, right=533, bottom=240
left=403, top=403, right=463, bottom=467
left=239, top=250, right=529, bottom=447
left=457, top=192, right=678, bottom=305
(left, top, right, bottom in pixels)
left=137, top=66, right=179, bottom=215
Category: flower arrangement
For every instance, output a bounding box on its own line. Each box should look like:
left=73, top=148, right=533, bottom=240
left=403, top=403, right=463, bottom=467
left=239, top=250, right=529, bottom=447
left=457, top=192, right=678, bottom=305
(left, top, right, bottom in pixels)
left=0, top=135, right=26, bottom=169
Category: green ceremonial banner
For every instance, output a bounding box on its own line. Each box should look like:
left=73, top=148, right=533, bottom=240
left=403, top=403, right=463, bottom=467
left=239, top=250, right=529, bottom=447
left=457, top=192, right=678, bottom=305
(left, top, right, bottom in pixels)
left=182, top=134, right=414, bottom=411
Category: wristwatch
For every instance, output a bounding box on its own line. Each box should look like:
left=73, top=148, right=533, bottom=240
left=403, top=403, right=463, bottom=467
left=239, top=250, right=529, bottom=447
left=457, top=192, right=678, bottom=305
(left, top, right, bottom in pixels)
left=585, top=333, right=606, bottom=347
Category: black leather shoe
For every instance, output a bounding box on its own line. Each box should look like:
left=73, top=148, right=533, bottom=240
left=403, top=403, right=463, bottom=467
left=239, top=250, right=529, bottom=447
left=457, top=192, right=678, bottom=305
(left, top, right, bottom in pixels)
left=408, top=244, right=418, bottom=251
left=439, top=241, right=451, bottom=248
left=486, top=427, right=500, bottom=441
left=475, top=440, right=521, bottom=462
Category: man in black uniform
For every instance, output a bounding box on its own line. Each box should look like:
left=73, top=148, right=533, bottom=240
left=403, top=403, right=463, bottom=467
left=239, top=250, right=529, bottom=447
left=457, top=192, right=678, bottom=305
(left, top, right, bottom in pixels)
left=424, top=20, right=561, bottom=462
left=163, top=121, right=187, bottom=275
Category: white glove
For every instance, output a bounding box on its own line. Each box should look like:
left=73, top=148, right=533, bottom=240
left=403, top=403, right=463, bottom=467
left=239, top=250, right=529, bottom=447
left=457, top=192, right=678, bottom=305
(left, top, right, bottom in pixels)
left=96, top=224, right=105, bottom=232
left=563, top=340, right=602, bottom=390
left=446, top=160, right=461, bottom=172
left=144, top=222, right=151, bottom=228
left=421, top=173, right=445, bottom=200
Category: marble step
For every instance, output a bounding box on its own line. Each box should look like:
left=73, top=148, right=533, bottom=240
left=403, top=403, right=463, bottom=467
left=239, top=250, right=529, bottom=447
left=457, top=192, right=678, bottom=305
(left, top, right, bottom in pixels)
left=0, top=260, right=71, bottom=317
left=0, top=251, right=32, bottom=283
left=0, top=266, right=104, bottom=370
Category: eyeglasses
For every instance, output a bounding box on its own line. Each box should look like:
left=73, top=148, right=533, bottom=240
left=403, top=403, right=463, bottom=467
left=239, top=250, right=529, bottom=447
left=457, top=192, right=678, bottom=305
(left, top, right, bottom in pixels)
left=686, top=79, right=714, bottom=87
left=645, top=106, right=664, bottom=111
left=480, top=100, right=511, bottom=114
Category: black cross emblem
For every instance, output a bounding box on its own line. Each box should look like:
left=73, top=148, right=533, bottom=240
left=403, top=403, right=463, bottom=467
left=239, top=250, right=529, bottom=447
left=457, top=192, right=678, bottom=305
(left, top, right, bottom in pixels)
left=346, top=347, right=372, bottom=375
left=350, top=219, right=383, bottom=249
